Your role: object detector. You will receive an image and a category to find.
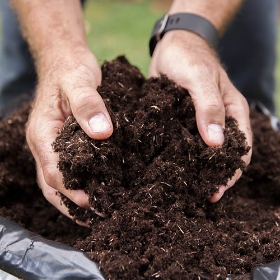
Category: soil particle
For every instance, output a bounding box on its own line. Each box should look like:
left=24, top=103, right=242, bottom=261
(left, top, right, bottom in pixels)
left=1, top=57, right=280, bottom=280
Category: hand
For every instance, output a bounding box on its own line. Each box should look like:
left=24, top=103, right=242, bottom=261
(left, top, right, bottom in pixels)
left=149, top=30, right=252, bottom=202
left=26, top=49, right=113, bottom=225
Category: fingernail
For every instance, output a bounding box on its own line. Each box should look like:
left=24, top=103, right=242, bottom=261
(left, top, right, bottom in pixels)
left=89, top=113, right=111, bottom=133
left=207, top=124, right=224, bottom=145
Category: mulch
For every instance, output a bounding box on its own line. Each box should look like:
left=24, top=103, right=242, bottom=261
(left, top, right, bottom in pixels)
left=1, top=56, right=280, bottom=280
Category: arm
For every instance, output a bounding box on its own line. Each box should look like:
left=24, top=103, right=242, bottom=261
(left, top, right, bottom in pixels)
left=11, top=0, right=113, bottom=223
left=149, top=0, right=252, bottom=202
left=168, top=0, right=244, bottom=36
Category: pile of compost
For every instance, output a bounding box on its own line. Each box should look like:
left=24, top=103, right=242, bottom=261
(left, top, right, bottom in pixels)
left=1, top=57, right=280, bottom=280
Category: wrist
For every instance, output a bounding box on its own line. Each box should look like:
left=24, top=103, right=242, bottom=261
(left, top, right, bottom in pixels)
left=37, top=41, right=88, bottom=68
left=149, top=29, right=221, bottom=83
left=36, top=44, right=94, bottom=77
left=35, top=48, right=102, bottom=97
left=149, top=13, right=219, bottom=56
left=155, top=30, right=217, bottom=57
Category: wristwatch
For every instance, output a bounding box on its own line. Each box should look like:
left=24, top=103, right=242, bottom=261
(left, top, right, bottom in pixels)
left=149, top=13, right=219, bottom=56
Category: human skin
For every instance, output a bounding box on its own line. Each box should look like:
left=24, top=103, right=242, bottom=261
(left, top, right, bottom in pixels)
left=11, top=0, right=113, bottom=223
left=149, top=0, right=252, bottom=202
left=10, top=0, right=252, bottom=223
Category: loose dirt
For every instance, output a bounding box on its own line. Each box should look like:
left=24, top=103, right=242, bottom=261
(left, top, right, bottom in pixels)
left=1, top=57, right=280, bottom=280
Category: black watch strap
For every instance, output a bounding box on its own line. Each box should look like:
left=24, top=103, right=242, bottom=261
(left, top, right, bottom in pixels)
left=149, top=13, right=219, bottom=56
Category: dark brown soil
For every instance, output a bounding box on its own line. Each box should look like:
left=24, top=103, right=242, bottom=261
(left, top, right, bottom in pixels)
left=1, top=56, right=280, bottom=280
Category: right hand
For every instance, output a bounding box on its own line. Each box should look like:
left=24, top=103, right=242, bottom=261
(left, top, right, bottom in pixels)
left=149, top=30, right=252, bottom=202
left=26, top=48, right=113, bottom=225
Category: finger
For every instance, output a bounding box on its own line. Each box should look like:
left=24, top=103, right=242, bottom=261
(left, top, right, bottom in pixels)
left=222, top=75, right=253, bottom=166
left=26, top=113, right=91, bottom=209
left=187, top=68, right=225, bottom=147
left=208, top=105, right=251, bottom=203
left=39, top=139, right=91, bottom=209
left=63, top=77, right=113, bottom=140
left=208, top=115, right=251, bottom=203
left=208, top=74, right=252, bottom=203
left=209, top=168, right=242, bottom=203
left=37, top=167, right=90, bottom=227
left=225, top=94, right=253, bottom=164
left=150, top=42, right=225, bottom=147
left=209, top=185, right=227, bottom=203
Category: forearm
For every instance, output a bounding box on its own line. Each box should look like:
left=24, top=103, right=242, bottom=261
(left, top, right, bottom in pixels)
left=10, top=0, right=88, bottom=74
left=169, top=0, right=244, bottom=36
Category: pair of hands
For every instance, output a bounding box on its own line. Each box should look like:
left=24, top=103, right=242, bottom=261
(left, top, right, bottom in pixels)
left=26, top=30, right=252, bottom=224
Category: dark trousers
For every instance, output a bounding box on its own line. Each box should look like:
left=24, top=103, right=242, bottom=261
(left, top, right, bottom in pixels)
left=0, top=0, right=278, bottom=113
left=0, top=0, right=36, bottom=108
left=219, top=0, right=278, bottom=114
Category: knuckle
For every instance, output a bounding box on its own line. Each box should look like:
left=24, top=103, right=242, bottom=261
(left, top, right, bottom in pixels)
left=71, top=91, right=104, bottom=117
left=42, top=185, right=60, bottom=202
left=71, top=192, right=89, bottom=208
left=200, top=97, right=225, bottom=118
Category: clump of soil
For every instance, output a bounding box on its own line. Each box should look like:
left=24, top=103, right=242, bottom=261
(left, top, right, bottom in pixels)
left=0, top=103, right=91, bottom=245
left=1, top=56, right=280, bottom=280
left=53, top=57, right=249, bottom=217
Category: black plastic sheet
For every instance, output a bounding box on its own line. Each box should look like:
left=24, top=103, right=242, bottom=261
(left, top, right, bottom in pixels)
left=1, top=97, right=280, bottom=279
left=251, top=260, right=280, bottom=280
left=0, top=268, right=20, bottom=279
left=0, top=216, right=105, bottom=280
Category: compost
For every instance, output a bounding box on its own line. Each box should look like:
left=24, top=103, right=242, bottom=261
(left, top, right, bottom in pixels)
left=1, top=56, right=280, bottom=280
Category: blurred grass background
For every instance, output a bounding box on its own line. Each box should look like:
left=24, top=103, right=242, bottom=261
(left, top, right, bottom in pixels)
left=83, top=0, right=167, bottom=76
left=0, top=0, right=280, bottom=116
left=84, top=0, right=280, bottom=116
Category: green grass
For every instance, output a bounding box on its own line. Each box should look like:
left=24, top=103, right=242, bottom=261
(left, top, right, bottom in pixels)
left=83, top=0, right=166, bottom=77
left=85, top=0, right=280, bottom=116
left=0, top=0, right=279, bottom=115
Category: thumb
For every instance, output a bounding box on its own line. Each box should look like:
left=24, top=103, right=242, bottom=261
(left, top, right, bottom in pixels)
left=188, top=81, right=225, bottom=147
left=68, top=86, right=113, bottom=140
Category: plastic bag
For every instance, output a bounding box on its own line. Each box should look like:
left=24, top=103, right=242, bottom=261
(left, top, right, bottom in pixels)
left=251, top=260, right=280, bottom=280
left=0, top=269, right=19, bottom=280
left=0, top=216, right=105, bottom=280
